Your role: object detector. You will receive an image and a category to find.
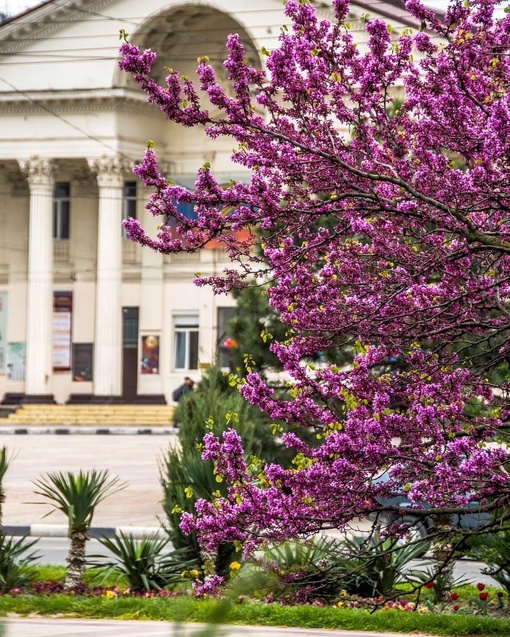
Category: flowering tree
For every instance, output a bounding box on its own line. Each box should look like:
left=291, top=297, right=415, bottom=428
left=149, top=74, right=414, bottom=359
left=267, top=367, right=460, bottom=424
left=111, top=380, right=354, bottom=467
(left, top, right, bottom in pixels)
left=120, top=0, right=510, bottom=556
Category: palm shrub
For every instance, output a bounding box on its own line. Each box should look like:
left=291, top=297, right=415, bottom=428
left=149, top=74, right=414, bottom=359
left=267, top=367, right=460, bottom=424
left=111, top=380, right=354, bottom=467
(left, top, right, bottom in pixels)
left=88, top=531, right=192, bottom=592
left=33, top=470, right=125, bottom=590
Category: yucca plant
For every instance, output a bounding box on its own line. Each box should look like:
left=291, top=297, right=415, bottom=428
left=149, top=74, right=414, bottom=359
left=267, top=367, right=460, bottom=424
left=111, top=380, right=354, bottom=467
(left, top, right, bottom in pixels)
left=0, top=447, right=14, bottom=531
left=339, top=527, right=431, bottom=598
left=0, top=534, right=40, bottom=593
left=89, top=531, right=193, bottom=592
left=258, top=535, right=348, bottom=603
left=33, top=469, right=126, bottom=590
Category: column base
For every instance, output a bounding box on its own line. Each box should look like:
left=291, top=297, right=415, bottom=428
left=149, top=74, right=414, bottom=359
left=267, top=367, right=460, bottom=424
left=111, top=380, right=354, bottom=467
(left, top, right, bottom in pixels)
left=1, top=393, right=26, bottom=405
left=21, top=394, right=56, bottom=404
left=88, top=395, right=125, bottom=404
left=132, top=394, right=167, bottom=405
left=66, top=394, right=167, bottom=404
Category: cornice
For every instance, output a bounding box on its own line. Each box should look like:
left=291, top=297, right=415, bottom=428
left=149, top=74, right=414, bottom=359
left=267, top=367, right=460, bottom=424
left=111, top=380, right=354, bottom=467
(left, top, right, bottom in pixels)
left=0, top=88, right=161, bottom=116
left=0, top=0, right=126, bottom=55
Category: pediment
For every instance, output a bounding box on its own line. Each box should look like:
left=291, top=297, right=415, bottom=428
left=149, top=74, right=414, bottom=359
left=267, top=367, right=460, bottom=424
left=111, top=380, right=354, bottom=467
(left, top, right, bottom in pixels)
left=0, top=0, right=439, bottom=53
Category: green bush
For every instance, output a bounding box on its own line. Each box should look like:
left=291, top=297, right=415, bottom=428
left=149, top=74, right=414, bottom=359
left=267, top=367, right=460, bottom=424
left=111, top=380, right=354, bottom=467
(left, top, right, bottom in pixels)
left=174, top=364, right=258, bottom=455
left=159, top=446, right=237, bottom=579
left=468, top=529, right=510, bottom=594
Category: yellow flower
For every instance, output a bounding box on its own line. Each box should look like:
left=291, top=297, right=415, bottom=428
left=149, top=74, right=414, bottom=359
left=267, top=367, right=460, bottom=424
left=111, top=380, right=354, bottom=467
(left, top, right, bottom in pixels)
left=190, top=569, right=200, bottom=578
left=229, top=561, right=242, bottom=571
left=105, top=590, right=116, bottom=599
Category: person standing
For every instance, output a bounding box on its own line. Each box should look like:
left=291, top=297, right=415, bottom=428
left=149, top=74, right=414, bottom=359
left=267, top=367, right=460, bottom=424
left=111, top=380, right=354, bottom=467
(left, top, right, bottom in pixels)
left=172, top=376, right=194, bottom=402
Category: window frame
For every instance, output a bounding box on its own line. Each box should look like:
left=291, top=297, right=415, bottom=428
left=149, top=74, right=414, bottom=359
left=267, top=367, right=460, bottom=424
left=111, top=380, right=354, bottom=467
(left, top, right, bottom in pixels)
left=173, top=314, right=199, bottom=371
left=122, top=180, right=137, bottom=237
left=53, top=182, right=71, bottom=240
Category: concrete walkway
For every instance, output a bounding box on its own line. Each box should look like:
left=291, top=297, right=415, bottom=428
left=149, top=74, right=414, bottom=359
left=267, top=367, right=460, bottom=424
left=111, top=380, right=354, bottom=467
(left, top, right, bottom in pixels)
left=0, top=434, right=176, bottom=528
left=2, top=618, right=432, bottom=637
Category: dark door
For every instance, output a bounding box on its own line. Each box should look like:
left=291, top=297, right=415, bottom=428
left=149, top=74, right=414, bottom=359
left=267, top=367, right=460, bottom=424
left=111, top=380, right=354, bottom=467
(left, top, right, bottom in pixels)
left=122, top=307, right=139, bottom=401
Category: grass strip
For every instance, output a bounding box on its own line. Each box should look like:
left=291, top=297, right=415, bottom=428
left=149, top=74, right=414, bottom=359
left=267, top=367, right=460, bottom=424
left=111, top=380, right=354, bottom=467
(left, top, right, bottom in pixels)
left=0, top=595, right=508, bottom=636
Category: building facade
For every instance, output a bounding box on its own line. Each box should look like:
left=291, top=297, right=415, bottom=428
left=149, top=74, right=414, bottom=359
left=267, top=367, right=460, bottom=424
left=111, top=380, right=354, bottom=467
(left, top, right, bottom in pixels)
left=0, top=0, right=424, bottom=404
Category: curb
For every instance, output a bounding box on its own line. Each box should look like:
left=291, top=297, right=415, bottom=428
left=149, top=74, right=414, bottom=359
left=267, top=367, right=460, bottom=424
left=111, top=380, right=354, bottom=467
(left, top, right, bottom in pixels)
left=0, top=426, right=177, bottom=435
left=4, top=524, right=167, bottom=539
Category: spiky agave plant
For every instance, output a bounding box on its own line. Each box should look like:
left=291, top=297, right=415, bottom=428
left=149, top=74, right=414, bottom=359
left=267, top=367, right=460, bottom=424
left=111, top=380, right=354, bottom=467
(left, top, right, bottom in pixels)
left=0, top=447, right=14, bottom=532
left=33, top=469, right=126, bottom=589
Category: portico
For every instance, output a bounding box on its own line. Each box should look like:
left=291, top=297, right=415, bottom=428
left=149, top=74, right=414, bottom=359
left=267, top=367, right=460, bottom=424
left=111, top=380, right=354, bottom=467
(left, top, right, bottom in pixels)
left=0, top=0, right=423, bottom=404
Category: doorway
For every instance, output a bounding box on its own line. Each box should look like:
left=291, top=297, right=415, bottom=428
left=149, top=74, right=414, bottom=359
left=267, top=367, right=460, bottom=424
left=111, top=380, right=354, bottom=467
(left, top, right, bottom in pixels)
left=122, top=307, right=139, bottom=401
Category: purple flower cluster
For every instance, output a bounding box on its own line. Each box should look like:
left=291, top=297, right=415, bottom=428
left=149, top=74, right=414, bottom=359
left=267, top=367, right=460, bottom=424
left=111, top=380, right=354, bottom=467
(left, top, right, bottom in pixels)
left=120, top=0, right=510, bottom=554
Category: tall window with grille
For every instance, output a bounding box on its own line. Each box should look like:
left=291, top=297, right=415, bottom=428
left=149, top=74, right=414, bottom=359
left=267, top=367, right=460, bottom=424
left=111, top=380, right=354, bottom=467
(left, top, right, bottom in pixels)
left=123, top=181, right=137, bottom=237
left=173, top=314, right=199, bottom=370
left=53, top=182, right=70, bottom=239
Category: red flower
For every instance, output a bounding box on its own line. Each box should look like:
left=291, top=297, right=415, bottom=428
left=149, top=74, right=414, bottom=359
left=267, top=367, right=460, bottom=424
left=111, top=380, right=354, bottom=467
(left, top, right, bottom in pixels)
left=479, top=592, right=489, bottom=601
left=450, top=592, right=459, bottom=600
left=497, top=591, right=504, bottom=598
left=425, top=581, right=434, bottom=589
left=477, top=583, right=485, bottom=591
left=453, top=604, right=460, bottom=612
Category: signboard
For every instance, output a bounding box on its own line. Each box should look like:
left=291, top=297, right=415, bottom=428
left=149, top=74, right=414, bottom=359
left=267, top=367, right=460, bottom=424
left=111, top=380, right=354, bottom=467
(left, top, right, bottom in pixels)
left=0, top=293, right=6, bottom=373
left=53, top=291, right=72, bottom=370
left=72, top=343, right=93, bottom=382
left=140, top=335, right=159, bottom=374
left=7, top=342, right=25, bottom=380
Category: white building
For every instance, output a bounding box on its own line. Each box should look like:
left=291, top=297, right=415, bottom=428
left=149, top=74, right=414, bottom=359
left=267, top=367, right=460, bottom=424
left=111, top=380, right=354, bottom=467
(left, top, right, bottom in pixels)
left=0, top=0, right=425, bottom=404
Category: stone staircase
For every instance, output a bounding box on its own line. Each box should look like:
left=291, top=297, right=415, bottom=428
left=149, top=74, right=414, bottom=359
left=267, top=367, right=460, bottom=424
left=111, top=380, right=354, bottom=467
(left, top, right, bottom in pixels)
left=4, top=404, right=174, bottom=427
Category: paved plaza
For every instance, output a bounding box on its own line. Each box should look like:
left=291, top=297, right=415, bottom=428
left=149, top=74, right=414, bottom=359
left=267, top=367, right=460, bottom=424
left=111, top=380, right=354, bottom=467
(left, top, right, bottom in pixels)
left=2, top=619, right=432, bottom=637
left=0, top=434, right=177, bottom=528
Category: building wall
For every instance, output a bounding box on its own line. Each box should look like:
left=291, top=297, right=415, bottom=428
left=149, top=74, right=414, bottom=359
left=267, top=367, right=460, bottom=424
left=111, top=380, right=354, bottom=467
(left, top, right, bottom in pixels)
left=0, top=0, right=426, bottom=403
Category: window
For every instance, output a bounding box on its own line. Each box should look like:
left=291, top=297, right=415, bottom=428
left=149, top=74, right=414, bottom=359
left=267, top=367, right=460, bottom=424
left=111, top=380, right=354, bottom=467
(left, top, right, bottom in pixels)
left=176, top=201, right=198, bottom=221
left=174, top=314, right=199, bottom=370
left=53, top=182, right=70, bottom=239
left=217, top=307, right=238, bottom=369
left=123, top=181, right=137, bottom=237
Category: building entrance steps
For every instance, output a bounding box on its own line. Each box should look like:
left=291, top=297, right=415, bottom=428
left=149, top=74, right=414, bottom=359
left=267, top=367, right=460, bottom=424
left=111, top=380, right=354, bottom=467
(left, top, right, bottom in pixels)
left=5, top=404, right=174, bottom=427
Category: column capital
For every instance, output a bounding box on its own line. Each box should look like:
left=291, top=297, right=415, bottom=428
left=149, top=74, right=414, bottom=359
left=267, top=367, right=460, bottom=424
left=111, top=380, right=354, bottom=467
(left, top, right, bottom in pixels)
left=88, top=156, right=132, bottom=188
left=19, top=156, right=56, bottom=189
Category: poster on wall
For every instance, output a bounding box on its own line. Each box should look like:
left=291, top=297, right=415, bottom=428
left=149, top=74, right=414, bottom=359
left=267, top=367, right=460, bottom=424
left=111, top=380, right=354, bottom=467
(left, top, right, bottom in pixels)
left=140, top=335, right=160, bottom=374
left=53, top=291, right=73, bottom=370
left=72, top=343, right=93, bottom=382
left=7, top=342, right=25, bottom=380
left=0, top=293, right=7, bottom=373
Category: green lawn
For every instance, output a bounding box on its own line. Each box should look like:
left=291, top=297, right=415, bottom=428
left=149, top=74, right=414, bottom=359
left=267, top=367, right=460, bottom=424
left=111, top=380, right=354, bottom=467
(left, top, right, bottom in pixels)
left=0, top=566, right=504, bottom=637
left=0, top=592, right=508, bottom=637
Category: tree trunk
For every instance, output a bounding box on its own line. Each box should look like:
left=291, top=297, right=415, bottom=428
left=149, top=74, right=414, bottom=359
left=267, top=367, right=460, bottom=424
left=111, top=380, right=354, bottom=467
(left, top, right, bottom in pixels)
left=64, top=531, right=88, bottom=590
left=430, top=514, right=455, bottom=601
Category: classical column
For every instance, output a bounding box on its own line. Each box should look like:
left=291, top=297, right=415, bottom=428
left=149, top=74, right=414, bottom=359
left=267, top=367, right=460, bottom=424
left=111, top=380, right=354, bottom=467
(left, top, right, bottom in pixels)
left=88, top=157, right=128, bottom=398
left=21, top=157, right=55, bottom=401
